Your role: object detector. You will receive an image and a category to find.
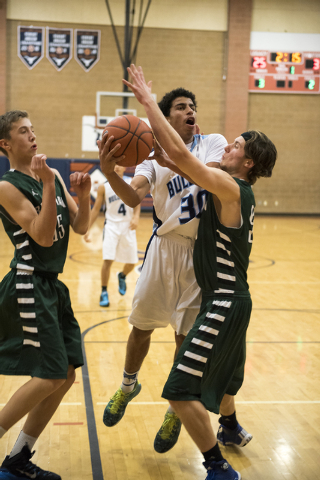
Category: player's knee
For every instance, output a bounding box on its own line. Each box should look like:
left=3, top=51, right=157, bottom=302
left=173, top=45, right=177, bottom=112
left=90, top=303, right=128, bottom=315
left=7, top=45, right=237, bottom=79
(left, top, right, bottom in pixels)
left=39, top=378, right=66, bottom=394
left=131, top=326, right=154, bottom=341
left=63, top=366, right=76, bottom=390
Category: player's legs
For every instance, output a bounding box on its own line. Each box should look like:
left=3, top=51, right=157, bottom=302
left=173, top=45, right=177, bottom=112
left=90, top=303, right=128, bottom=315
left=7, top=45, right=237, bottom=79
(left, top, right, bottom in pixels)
left=100, top=260, right=113, bottom=307
left=0, top=376, right=66, bottom=432
left=101, top=259, right=113, bottom=287
left=116, top=225, right=138, bottom=296
left=122, top=263, right=135, bottom=277
left=117, top=263, right=135, bottom=296
left=22, top=365, right=75, bottom=438
left=103, top=326, right=153, bottom=427
left=170, top=400, right=216, bottom=452
left=124, top=326, right=154, bottom=373
left=220, top=393, right=235, bottom=415
left=217, top=394, right=252, bottom=448
left=0, top=370, right=74, bottom=480
left=169, top=400, right=240, bottom=479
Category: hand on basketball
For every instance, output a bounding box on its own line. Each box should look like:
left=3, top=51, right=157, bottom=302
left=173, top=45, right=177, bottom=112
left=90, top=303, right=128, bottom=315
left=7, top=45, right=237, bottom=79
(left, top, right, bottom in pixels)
left=122, top=64, right=153, bottom=106
left=98, top=133, right=125, bottom=176
left=70, top=172, right=91, bottom=200
left=31, top=154, right=55, bottom=183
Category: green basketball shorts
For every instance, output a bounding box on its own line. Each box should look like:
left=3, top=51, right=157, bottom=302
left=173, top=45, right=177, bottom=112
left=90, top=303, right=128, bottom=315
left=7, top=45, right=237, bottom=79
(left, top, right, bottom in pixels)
left=0, top=269, right=83, bottom=379
left=162, top=292, right=252, bottom=414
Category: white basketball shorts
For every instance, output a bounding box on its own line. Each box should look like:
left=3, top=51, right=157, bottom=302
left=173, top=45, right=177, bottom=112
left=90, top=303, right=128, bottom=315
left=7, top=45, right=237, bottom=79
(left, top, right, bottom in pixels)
left=128, top=232, right=201, bottom=336
left=102, top=220, right=138, bottom=264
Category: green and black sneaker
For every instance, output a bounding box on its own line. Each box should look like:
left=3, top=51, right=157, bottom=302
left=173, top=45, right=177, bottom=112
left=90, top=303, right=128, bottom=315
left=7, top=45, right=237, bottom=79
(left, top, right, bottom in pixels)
left=103, top=382, right=142, bottom=427
left=154, top=412, right=182, bottom=453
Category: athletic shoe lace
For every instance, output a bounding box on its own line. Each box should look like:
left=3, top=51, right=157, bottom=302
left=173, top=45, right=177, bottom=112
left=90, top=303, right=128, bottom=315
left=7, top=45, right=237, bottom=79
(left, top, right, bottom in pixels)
left=159, top=414, right=180, bottom=439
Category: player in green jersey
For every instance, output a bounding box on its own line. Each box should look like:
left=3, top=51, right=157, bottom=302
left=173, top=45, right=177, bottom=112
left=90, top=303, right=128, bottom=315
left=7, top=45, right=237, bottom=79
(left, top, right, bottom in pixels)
left=101, top=65, right=277, bottom=480
left=0, top=110, right=91, bottom=480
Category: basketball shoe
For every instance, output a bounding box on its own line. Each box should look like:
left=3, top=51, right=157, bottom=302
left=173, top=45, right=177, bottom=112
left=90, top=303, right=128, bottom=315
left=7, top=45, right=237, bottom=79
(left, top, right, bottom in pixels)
left=217, top=423, right=252, bottom=447
left=0, top=445, right=61, bottom=479
left=103, top=381, right=141, bottom=426
left=117, top=273, right=126, bottom=295
left=99, top=291, right=109, bottom=307
left=203, top=459, right=241, bottom=480
left=154, top=412, right=182, bottom=453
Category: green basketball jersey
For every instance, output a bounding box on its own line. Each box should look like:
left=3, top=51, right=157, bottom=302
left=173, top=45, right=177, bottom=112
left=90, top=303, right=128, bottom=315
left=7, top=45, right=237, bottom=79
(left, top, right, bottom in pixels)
left=193, top=178, right=255, bottom=294
left=0, top=169, right=70, bottom=274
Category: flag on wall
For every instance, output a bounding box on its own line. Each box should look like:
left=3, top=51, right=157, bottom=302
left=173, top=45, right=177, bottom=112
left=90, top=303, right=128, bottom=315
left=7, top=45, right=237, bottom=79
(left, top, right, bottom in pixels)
left=18, top=26, right=45, bottom=69
left=75, top=29, right=101, bottom=72
left=46, top=27, right=73, bottom=71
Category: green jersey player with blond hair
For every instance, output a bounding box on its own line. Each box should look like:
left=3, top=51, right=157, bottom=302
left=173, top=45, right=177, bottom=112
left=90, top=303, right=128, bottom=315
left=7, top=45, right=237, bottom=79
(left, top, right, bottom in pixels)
left=0, top=110, right=91, bottom=480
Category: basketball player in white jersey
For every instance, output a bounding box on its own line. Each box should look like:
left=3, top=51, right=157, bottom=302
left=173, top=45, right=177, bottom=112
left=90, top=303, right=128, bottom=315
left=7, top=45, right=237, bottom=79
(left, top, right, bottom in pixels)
left=99, top=88, right=227, bottom=453
left=84, top=165, right=140, bottom=307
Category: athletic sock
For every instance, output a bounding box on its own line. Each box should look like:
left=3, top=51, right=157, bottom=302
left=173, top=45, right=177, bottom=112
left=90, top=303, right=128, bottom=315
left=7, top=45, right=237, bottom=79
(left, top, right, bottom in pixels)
left=0, top=426, right=7, bottom=439
left=167, top=404, right=175, bottom=414
left=121, top=369, right=139, bottom=393
left=9, top=430, right=37, bottom=458
left=102, top=286, right=107, bottom=292
left=203, top=443, right=224, bottom=463
left=219, top=411, right=238, bottom=430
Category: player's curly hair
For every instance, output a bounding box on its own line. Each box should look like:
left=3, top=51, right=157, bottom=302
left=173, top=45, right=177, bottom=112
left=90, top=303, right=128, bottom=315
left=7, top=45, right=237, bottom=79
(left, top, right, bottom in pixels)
left=158, top=88, right=197, bottom=117
left=244, top=130, right=277, bottom=185
left=0, top=110, right=29, bottom=157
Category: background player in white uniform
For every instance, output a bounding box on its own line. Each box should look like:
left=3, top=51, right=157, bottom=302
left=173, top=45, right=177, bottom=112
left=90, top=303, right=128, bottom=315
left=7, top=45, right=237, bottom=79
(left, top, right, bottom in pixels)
left=99, top=88, right=227, bottom=452
left=84, top=165, right=140, bottom=307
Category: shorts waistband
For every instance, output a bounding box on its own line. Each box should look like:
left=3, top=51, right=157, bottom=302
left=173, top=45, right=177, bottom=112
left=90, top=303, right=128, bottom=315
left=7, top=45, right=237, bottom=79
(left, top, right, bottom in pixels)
left=158, top=231, right=195, bottom=248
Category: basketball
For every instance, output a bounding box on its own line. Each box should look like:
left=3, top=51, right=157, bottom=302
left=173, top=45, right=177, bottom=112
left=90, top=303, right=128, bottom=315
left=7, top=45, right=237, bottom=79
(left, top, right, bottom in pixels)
left=103, top=115, right=153, bottom=167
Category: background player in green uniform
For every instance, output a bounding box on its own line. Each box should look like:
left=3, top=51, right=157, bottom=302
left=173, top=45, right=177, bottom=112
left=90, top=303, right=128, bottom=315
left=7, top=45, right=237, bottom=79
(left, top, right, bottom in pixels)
left=0, top=110, right=91, bottom=480
left=102, top=65, right=277, bottom=480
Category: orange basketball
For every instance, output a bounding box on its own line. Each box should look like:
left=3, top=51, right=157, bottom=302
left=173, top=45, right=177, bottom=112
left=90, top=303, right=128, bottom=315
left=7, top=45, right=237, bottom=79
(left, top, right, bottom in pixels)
left=103, top=115, right=153, bottom=167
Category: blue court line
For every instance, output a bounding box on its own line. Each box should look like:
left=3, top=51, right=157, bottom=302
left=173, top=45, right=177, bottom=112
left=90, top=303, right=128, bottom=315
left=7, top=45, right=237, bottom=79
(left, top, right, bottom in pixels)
left=81, top=317, right=128, bottom=480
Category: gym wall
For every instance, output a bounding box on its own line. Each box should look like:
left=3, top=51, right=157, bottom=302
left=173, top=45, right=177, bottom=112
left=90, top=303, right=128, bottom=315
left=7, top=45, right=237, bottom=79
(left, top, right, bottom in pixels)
left=2, top=0, right=320, bottom=213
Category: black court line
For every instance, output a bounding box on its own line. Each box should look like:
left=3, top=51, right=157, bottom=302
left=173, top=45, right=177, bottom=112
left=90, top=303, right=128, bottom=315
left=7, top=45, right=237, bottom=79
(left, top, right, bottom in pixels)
left=81, top=316, right=128, bottom=480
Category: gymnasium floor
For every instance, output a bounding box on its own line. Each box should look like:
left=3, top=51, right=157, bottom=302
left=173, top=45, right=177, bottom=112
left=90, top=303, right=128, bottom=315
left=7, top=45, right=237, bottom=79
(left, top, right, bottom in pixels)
left=0, top=213, right=320, bottom=480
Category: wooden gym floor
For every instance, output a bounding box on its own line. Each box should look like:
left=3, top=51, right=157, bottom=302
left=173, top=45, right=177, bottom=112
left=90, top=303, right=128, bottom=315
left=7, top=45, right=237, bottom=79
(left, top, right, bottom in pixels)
left=0, top=213, right=320, bottom=480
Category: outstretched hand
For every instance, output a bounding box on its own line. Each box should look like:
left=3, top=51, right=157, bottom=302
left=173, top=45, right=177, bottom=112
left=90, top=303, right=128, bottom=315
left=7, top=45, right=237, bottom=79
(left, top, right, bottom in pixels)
left=122, top=64, right=153, bottom=106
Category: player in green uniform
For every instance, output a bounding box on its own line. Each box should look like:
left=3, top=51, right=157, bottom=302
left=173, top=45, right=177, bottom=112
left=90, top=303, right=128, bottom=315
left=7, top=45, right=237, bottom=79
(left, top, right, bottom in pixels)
left=0, top=110, right=91, bottom=480
left=100, top=65, right=277, bottom=480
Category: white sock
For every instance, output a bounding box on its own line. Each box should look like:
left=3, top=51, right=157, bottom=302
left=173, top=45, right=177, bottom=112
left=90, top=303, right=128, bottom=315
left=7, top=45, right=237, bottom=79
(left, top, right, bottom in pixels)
left=121, top=369, right=139, bottom=393
left=167, top=405, right=175, bottom=414
left=0, top=426, right=7, bottom=439
left=9, top=431, right=37, bottom=458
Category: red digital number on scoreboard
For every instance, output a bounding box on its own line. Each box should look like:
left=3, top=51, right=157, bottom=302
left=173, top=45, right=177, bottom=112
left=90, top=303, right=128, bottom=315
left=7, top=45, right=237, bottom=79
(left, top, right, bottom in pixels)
left=249, top=51, right=320, bottom=94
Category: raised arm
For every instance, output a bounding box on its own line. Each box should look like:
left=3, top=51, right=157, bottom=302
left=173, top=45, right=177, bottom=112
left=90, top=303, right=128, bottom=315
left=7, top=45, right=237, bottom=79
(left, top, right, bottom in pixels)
left=0, top=154, right=57, bottom=247
left=123, top=65, right=239, bottom=204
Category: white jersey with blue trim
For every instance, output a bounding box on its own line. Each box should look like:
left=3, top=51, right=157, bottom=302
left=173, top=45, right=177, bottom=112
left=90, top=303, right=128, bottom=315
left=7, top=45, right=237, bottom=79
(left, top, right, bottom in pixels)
left=104, top=175, right=134, bottom=223
left=134, top=133, right=227, bottom=239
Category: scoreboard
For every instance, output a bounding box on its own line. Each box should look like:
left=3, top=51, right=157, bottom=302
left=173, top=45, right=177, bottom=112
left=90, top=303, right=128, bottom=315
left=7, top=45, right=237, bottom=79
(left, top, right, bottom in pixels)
left=249, top=51, right=320, bottom=94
